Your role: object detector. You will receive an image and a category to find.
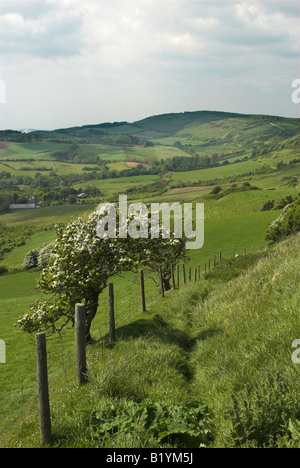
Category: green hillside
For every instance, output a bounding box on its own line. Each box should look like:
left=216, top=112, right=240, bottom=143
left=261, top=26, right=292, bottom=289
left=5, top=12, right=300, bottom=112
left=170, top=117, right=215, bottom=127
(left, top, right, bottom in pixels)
left=0, top=109, right=299, bottom=448
left=1, top=233, right=300, bottom=447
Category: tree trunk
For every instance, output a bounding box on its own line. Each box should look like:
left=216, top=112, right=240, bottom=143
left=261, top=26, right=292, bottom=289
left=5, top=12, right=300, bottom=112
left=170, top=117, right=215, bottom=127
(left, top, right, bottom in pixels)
left=163, top=270, right=171, bottom=291
left=85, top=290, right=100, bottom=343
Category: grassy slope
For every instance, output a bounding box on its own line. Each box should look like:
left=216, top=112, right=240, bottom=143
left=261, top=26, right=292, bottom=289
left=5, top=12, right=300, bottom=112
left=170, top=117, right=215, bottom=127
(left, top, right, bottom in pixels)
left=0, top=230, right=56, bottom=270
left=0, top=204, right=97, bottom=228
left=0, top=110, right=299, bottom=447
left=54, top=233, right=300, bottom=448
left=1, top=234, right=300, bottom=447
left=191, top=233, right=300, bottom=447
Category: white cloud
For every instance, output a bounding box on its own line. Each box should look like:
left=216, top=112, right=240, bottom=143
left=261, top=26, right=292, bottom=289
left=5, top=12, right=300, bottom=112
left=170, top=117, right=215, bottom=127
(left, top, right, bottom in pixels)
left=0, top=0, right=299, bottom=130
left=0, top=0, right=84, bottom=58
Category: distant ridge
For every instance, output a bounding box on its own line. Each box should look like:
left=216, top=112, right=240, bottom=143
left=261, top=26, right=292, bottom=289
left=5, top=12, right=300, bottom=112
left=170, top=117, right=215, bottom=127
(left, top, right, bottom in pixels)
left=1, top=110, right=299, bottom=139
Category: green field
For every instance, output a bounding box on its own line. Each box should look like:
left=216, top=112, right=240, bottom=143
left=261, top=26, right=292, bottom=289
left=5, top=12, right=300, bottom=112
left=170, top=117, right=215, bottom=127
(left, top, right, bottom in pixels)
left=0, top=230, right=56, bottom=270
left=0, top=142, right=71, bottom=160
left=1, top=235, right=300, bottom=447
left=0, top=204, right=97, bottom=228
left=0, top=110, right=300, bottom=447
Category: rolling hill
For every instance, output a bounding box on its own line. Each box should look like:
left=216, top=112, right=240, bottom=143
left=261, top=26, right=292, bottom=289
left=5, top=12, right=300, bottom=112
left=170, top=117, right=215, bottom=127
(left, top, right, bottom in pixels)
left=0, top=109, right=300, bottom=448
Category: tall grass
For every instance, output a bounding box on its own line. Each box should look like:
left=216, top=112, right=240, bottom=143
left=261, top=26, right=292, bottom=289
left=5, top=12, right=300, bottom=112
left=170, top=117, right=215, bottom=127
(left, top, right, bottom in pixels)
left=1, top=229, right=300, bottom=447
left=191, top=234, right=300, bottom=447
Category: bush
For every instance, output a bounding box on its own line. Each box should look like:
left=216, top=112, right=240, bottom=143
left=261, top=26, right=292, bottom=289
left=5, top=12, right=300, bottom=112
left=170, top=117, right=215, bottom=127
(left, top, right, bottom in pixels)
left=0, top=266, right=8, bottom=275
left=23, top=249, right=40, bottom=270
left=261, top=200, right=274, bottom=212
left=38, top=243, right=55, bottom=268
left=210, top=186, right=222, bottom=195
left=265, top=195, right=300, bottom=242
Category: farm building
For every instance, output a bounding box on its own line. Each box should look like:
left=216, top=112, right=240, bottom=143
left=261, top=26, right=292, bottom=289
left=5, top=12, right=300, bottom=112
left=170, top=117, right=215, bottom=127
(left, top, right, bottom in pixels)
left=9, top=204, right=40, bottom=210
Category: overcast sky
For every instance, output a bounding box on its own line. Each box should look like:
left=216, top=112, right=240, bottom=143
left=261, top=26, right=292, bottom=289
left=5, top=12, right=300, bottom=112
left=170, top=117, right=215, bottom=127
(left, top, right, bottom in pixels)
left=0, top=0, right=299, bottom=131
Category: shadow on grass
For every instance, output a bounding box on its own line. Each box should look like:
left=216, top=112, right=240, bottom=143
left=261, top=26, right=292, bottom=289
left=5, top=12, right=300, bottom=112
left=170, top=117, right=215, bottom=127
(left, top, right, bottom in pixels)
left=90, top=317, right=223, bottom=353
left=117, top=316, right=192, bottom=350
left=193, top=327, right=223, bottom=343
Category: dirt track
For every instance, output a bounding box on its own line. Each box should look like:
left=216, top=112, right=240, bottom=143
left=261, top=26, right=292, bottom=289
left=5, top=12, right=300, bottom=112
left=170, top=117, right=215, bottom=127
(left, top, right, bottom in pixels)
left=169, top=182, right=243, bottom=195
left=126, top=161, right=150, bottom=168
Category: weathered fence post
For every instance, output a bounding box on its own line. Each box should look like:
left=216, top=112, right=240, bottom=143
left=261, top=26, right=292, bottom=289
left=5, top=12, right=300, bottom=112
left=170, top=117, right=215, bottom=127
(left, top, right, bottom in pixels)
left=75, top=303, right=87, bottom=385
left=177, top=264, right=180, bottom=288
left=36, top=332, right=51, bottom=446
left=189, top=267, right=192, bottom=282
left=171, top=264, right=176, bottom=290
left=208, top=259, right=211, bottom=271
left=219, top=251, right=222, bottom=262
left=194, top=267, right=197, bottom=282
left=109, top=284, right=116, bottom=343
left=182, top=264, right=186, bottom=284
left=198, top=265, right=200, bottom=279
left=140, top=270, right=146, bottom=312
left=159, top=266, right=165, bottom=298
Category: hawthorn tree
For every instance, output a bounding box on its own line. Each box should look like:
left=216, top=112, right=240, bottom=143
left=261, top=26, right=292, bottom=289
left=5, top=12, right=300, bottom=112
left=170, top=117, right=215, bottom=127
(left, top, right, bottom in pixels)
left=17, top=204, right=186, bottom=342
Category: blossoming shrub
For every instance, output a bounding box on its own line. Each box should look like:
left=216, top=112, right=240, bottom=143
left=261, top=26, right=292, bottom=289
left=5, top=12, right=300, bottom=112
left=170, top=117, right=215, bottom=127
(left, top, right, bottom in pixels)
left=17, top=206, right=186, bottom=341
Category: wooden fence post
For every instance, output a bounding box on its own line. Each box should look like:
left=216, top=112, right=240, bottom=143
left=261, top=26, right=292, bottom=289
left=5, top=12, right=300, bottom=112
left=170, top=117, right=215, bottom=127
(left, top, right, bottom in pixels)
left=208, top=259, right=211, bottom=271
left=194, top=267, right=197, bottom=282
left=109, top=284, right=116, bottom=342
left=140, top=270, right=146, bottom=312
left=182, top=264, right=186, bottom=284
left=75, top=303, right=87, bottom=385
left=36, top=332, right=51, bottom=446
left=171, top=264, right=176, bottom=290
left=159, top=266, right=165, bottom=298
left=177, top=264, right=180, bottom=288
left=189, top=267, right=192, bottom=282
left=219, top=251, right=222, bottom=262
left=198, top=265, right=200, bottom=279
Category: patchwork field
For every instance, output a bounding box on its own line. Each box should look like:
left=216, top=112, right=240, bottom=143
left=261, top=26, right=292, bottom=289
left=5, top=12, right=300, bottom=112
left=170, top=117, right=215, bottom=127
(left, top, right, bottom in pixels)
left=0, top=110, right=299, bottom=448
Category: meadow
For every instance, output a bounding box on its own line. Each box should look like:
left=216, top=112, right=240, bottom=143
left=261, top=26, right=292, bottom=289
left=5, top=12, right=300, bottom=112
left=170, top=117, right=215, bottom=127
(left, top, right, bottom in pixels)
left=0, top=110, right=299, bottom=447
left=1, top=235, right=300, bottom=447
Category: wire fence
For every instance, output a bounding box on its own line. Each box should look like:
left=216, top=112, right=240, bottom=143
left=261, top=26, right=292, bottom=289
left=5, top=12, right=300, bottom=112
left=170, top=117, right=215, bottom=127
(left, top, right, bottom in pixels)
left=2, top=244, right=265, bottom=446
left=90, top=244, right=265, bottom=342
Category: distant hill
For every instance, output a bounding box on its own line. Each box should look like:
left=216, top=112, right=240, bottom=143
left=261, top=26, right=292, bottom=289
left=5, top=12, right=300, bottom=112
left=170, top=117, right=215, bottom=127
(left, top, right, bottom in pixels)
left=38, top=110, right=300, bottom=139
left=133, top=110, right=246, bottom=136
left=1, top=112, right=299, bottom=162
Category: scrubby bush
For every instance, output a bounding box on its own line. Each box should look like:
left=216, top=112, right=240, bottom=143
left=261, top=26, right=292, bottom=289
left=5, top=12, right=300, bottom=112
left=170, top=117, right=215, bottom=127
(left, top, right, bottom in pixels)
left=23, top=249, right=40, bottom=270
left=0, top=265, right=8, bottom=275
left=265, top=195, right=300, bottom=242
left=261, top=200, right=274, bottom=211
left=38, top=243, right=55, bottom=268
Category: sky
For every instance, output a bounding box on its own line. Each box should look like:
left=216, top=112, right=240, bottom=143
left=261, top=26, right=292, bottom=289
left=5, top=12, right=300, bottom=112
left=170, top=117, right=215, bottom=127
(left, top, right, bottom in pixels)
left=0, top=0, right=299, bottom=131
